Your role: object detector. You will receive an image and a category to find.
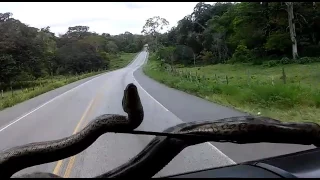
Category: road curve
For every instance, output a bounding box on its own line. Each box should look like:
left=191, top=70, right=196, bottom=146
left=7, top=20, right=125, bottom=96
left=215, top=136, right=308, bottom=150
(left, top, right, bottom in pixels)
left=0, top=50, right=236, bottom=178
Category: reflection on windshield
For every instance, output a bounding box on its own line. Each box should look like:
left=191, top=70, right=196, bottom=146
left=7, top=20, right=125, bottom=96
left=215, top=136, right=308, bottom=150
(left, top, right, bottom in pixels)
left=0, top=2, right=319, bottom=178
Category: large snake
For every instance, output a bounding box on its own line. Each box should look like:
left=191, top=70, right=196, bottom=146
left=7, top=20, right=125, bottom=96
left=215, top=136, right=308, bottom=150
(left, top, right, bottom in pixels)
left=0, top=83, right=144, bottom=178
left=96, top=116, right=320, bottom=178
left=2, top=83, right=320, bottom=178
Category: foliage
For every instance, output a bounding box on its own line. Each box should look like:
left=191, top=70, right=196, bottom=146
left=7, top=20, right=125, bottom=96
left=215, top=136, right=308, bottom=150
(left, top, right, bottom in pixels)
left=145, top=2, right=320, bottom=65
left=0, top=53, right=137, bottom=110
left=0, top=12, right=146, bottom=90
left=141, top=16, right=169, bottom=52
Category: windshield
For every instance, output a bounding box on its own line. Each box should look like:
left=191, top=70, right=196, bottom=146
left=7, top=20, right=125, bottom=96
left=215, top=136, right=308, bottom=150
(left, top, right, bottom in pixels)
left=0, top=2, right=318, bottom=178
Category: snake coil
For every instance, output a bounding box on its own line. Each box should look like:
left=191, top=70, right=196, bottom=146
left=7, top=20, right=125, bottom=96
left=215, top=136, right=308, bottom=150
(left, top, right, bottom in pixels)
left=0, top=83, right=143, bottom=178
left=1, top=83, right=320, bottom=178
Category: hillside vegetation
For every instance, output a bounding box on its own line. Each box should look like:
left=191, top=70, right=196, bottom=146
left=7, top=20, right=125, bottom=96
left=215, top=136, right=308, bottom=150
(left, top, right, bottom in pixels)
left=141, top=2, right=320, bottom=123
left=0, top=12, right=144, bottom=109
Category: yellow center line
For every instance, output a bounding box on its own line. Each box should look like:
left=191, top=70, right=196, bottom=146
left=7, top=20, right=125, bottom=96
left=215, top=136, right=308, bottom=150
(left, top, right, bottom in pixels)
left=63, top=90, right=105, bottom=178
left=52, top=97, right=95, bottom=176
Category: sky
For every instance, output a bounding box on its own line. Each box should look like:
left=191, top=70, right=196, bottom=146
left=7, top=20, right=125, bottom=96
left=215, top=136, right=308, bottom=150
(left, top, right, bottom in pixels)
left=0, top=2, right=209, bottom=36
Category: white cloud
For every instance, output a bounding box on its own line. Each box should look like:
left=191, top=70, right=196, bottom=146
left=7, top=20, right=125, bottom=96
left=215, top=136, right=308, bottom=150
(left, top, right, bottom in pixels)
left=0, top=2, right=207, bottom=35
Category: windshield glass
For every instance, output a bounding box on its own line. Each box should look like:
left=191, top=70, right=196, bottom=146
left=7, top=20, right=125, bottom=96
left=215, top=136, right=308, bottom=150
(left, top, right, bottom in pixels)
left=0, top=2, right=318, bottom=178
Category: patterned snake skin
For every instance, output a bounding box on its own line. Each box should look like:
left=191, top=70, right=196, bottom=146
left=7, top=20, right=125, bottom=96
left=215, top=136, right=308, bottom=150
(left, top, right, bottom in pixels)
left=0, top=83, right=144, bottom=178
left=97, top=116, right=320, bottom=178
left=2, top=83, right=320, bottom=178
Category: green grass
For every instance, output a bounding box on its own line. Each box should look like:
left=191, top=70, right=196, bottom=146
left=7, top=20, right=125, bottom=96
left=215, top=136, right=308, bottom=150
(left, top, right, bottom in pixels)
left=144, top=54, right=320, bottom=124
left=109, top=52, right=138, bottom=70
left=0, top=52, right=138, bottom=110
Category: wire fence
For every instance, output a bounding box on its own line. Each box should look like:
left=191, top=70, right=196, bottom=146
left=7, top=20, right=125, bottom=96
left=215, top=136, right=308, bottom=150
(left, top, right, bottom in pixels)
left=163, top=64, right=316, bottom=90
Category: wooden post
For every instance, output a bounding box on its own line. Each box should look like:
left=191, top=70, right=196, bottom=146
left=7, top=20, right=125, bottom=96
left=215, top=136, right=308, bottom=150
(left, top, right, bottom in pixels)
left=282, top=67, right=287, bottom=84
left=226, top=75, right=229, bottom=85
left=1, top=90, right=3, bottom=99
left=11, top=87, right=13, bottom=97
left=247, top=69, right=250, bottom=85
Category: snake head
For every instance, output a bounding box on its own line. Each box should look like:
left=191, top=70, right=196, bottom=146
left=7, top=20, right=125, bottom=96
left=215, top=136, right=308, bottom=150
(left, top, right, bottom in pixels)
left=122, top=83, right=143, bottom=115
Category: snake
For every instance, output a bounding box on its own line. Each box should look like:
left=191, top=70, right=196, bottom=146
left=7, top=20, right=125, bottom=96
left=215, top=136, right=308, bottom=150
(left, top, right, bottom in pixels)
left=0, top=83, right=144, bottom=178
left=96, top=116, right=320, bottom=178
left=2, top=83, right=320, bottom=178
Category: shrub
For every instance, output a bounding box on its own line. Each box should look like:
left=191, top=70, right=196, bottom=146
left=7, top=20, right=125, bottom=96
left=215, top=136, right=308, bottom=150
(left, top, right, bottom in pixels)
left=230, top=44, right=254, bottom=63
left=265, top=60, right=278, bottom=67
left=296, top=57, right=312, bottom=64
left=280, top=57, right=291, bottom=64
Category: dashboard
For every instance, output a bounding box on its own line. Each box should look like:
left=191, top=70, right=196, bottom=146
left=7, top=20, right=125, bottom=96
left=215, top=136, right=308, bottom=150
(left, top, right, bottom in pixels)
left=164, top=147, right=320, bottom=178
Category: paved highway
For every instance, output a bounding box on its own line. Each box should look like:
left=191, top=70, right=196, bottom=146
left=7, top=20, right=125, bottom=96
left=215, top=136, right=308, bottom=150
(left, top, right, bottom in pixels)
left=0, top=49, right=314, bottom=178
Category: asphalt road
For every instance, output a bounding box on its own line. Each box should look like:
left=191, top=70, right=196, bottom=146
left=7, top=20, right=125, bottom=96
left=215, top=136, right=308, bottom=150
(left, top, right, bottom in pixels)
left=0, top=49, right=315, bottom=178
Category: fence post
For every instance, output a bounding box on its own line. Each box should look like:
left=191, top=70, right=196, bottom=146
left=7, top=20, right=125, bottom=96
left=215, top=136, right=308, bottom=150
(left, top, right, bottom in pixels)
left=11, top=87, right=13, bottom=97
left=247, top=69, right=250, bottom=85
left=282, top=67, right=287, bottom=84
left=271, top=76, right=274, bottom=86
left=226, top=75, right=229, bottom=85
left=1, top=90, right=3, bottom=99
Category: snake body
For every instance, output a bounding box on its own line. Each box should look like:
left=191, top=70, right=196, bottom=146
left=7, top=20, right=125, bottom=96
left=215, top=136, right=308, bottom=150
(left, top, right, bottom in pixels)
left=2, top=83, right=320, bottom=178
left=96, top=116, right=320, bottom=178
left=0, top=83, right=144, bottom=178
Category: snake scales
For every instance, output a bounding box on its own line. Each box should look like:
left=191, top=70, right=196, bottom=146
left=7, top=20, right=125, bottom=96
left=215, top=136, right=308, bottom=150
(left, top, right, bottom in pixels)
left=0, top=83, right=143, bottom=178
left=1, top=83, right=320, bottom=178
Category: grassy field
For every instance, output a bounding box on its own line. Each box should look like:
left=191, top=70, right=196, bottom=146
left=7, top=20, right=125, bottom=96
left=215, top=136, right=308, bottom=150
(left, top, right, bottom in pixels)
left=0, top=52, right=138, bottom=110
left=144, top=54, right=320, bottom=124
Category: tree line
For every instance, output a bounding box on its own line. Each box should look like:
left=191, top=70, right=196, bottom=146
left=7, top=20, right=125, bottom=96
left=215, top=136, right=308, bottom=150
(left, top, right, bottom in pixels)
left=0, top=12, right=146, bottom=90
left=144, top=2, right=320, bottom=66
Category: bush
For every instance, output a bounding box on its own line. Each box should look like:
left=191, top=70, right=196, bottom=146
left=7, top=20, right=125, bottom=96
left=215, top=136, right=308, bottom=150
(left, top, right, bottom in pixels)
left=280, top=57, right=291, bottom=64
left=264, top=60, right=279, bottom=67
left=296, top=57, right=312, bottom=64
left=230, top=44, right=254, bottom=63
left=199, top=50, right=215, bottom=64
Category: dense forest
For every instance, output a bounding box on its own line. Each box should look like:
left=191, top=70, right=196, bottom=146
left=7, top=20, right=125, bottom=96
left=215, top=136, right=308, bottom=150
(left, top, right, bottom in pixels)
left=2, top=2, right=320, bottom=90
left=147, top=2, right=320, bottom=66
left=0, top=12, right=146, bottom=90
left=142, top=2, right=320, bottom=124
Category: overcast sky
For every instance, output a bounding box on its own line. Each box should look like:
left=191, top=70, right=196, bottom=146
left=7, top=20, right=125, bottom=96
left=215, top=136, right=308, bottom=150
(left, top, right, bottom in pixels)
left=0, top=2, right=209, bottom=35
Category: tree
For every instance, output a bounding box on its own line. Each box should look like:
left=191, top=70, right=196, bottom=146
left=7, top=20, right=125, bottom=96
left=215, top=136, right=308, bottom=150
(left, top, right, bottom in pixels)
left=141, top=16, right=169, bottom=52
left=105, top=41, right=119, bottom=54
left=285, top=2, right=299, bottom=59
left=0, top=12, right=12, bottom=22
left=0, top=12, right=143, bottom=90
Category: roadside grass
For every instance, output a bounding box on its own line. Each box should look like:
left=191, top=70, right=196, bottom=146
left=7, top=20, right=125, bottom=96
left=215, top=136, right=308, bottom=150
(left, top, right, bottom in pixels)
left=143, top=53, right=320, bottom=124
left=109, top=52, right=138, bottom=70
left=0, top=52, right=138, bottom=110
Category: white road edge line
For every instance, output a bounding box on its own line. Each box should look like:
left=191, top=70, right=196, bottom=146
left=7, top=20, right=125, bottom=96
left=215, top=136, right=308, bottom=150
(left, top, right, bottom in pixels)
left=131, top=51, right=236, bottom=165
left=131, top=53, right=169, bottom=112
left=0, top=73, right=105, bottom=132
